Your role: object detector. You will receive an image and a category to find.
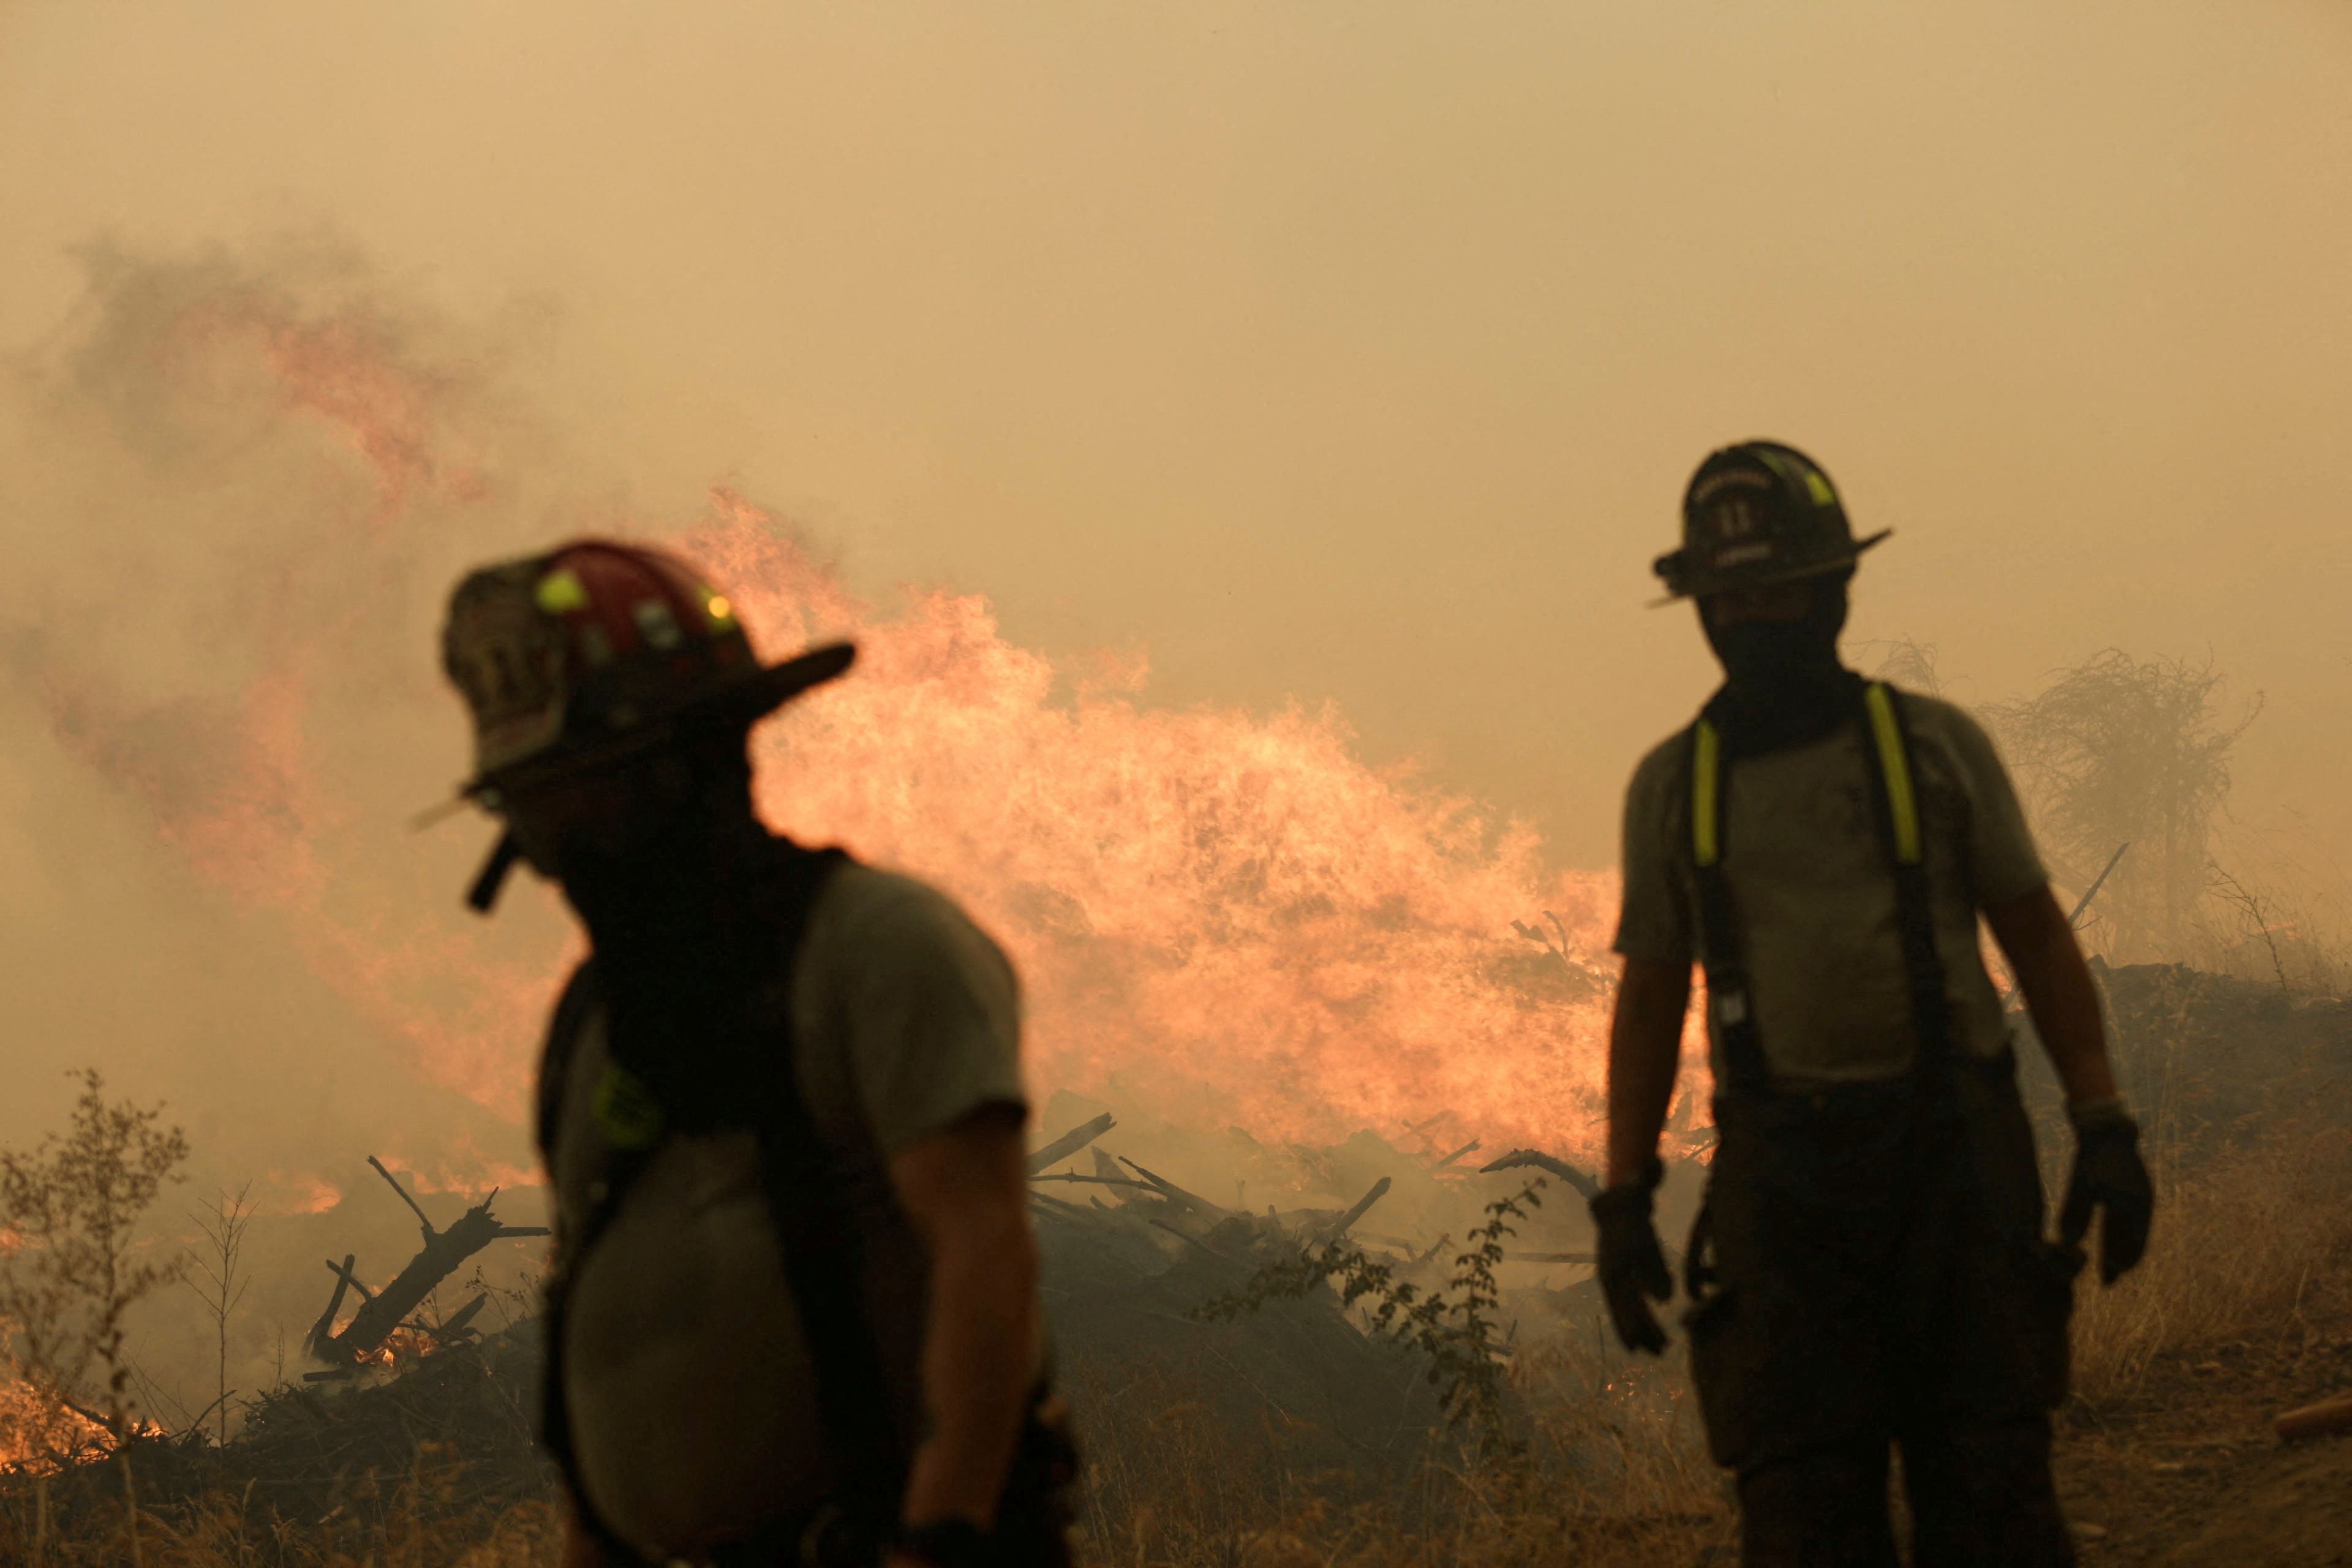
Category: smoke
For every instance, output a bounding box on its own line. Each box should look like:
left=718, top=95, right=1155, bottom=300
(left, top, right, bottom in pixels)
left=1, top=238, right=1678, bottom=1220
left=0, top=237, right=569, bottom=1193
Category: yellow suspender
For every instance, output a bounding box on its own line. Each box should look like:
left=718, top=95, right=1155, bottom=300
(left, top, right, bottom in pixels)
left=1692, top=718, right=1723, bottom=868
left=1689, top=683, right=1920, bottom=869
left=1862, top=683, right=1921, bottom=865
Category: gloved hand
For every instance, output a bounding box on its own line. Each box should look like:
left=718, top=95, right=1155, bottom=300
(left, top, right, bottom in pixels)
left=2059, top=1098, right=2154, bottom=1285
left=1589, top=1157, right=1673, bottom=1354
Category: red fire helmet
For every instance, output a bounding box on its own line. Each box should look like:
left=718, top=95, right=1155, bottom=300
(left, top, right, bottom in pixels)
left=440, top=538, right=853, bottom=801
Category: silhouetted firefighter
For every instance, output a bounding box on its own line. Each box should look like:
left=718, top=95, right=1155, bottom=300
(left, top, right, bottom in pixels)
left=1591, top=442, right=2154, bottom=1567
left=440, top=540, right=1072, bottom=1568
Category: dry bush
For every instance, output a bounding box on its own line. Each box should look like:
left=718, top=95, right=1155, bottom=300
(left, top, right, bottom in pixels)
left=2067, top=1090, right=2352, bottom=1404
left=0, top=1068, right=190, bottom=1454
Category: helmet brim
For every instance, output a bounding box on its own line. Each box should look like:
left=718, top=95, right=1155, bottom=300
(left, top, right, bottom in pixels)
left=1648, top=529, right=1891, bottom=607
left=450, top=639, right=858, bottom=804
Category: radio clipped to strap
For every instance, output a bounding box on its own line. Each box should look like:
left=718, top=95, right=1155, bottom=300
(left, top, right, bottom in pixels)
left=1687, top=681, right=1949, bottom=1096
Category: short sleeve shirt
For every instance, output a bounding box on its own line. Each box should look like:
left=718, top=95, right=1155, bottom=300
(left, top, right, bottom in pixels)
left=552, top=865, right=1030, bottom=1560
left=1614, top=693, right=2046, bottom=1083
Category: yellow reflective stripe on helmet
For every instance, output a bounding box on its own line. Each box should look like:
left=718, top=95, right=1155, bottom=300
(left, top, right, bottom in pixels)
left=1692, top=718, right=1722, bottom=867
left=535, top=568, right=591, bottom=614
left=1864, top=683, right=1920, bottom=864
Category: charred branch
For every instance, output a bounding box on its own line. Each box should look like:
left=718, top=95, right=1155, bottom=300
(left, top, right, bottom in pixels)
left=306, top=1160, right=550, bottom=1371
left=1319, top=1177, right=1392, bottom=1242
left=1026, top=1112, right=1117, bottom=1174
left=1479, top=1147, right=1600, bottom=1200
left=1118, top=1156, right=1227, bottom=1219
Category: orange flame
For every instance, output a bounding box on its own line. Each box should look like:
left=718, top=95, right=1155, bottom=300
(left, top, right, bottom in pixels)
left=32, top=285, right=1714, bottom=1176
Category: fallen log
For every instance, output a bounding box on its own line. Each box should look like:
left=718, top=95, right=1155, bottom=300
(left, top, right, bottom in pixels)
left=2274, top=1389, right=2352, bottom=1442
left=1027, top=1112, right=1117, bottom=1175
left=1319, top=1177, right=1393, bottom=1242
left=306, top=1157, right=549, bottom=1371
left=1032, top=1172, right=1158, bottom=1192
left=1118, top=1156, right=1226, bottom=1219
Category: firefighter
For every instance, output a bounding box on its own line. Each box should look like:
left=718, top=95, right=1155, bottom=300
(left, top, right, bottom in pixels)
left=1589, top=443, right=2154, bottom=1567
left=440, top=540, right=1073, bottom=1568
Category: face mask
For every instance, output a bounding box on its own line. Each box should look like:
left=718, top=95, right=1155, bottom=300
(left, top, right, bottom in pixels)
left=1700, top=578, right=1856, bottom=753
left=1702, top=577, right=1849, bottom=690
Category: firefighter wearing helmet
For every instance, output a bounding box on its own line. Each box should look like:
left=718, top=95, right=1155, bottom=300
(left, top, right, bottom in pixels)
left=1590, top=444, right=2154, bottom=1566
left=442, top=541, right=1074, bottom=1568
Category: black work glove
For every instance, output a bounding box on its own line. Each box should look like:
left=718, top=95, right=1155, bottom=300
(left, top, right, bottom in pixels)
left=2059, top=1098, right=2154, bottom=1286
left=1589, top=1157, right=1673, bottom=1355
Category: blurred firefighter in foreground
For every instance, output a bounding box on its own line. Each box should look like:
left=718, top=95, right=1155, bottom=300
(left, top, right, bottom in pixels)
left=1591, top=444, right=2154, bottom=1567
left=441, top=541, right=1072, bottom=1568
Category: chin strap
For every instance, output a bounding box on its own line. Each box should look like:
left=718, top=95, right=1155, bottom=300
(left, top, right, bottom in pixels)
left=465, top=831, right=524, bottom=914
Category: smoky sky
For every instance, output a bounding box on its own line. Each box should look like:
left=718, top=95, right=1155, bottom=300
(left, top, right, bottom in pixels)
left=3, top=2, right=2351, bottom=1163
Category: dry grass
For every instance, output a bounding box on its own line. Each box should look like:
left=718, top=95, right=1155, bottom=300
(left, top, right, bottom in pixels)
left=6, top=1098, right=2351, bottom=1567
left=0, top=1451, right=568, bottom=1568
left=2067, top=1094, right=2352, bottom=1406
left=1065, top=1332, right=1732, bottom=1568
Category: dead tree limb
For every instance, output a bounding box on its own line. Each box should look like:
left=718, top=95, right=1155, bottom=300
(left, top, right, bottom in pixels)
left=1025, top=1113, right=1117, bottom=1175
left=1430, top=1139, right=1482, bottom=1172
left=1479, top=1147, right=1600, bottom=1200
left=1319, top=1177, right=1393, bottom=1242
left=1118, top=1156, right=1226, bottom=1219
left=368, top=1156, right=438, bottom=1237
left=306, top=1162, right=551, bottom=1371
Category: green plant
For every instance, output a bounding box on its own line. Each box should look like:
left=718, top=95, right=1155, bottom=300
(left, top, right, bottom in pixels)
left=1191, top=1180, right=1545, bottom=1457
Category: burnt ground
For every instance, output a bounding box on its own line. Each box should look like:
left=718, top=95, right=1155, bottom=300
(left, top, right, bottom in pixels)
left=2052, top=1332, right=2352, bottom=1565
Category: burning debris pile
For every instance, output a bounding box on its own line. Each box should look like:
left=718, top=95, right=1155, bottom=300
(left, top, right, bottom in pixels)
left=0, top=1104, right=1613, bottom=1547
left=7, top=1322, right=557, bottom=1555
left=299, top=1157, right=546, bottom=1381
left=0, top=1155, right=559, bottom=1550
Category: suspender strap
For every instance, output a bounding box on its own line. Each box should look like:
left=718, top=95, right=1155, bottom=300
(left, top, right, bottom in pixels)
left=1859, top=684, right=1957, bottom=1076
left=744, top=849, right=911, bottom=1521
left=1686, top=682, right=1956, bottom=1093
left=1688, top=716, right=1774, bottom=1095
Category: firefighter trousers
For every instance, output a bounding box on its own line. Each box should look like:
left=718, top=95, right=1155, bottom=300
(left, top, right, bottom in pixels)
left=1683, top=1050, right=2079, bottom=1568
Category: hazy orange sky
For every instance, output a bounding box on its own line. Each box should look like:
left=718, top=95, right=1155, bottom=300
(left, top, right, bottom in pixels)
left=2, top=4, right=2350, bottom=1167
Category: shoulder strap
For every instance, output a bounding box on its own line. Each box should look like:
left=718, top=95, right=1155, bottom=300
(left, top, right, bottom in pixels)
left=1686, top=682, right=1955, bottom=1095
left=536, top=959, right=600, bottom=1164
left=742, top=847, right=913, bottom=1520
left=1685, top=716, right=1773, bottom=1095
left=1857, top=684, right=1957, bottom=1079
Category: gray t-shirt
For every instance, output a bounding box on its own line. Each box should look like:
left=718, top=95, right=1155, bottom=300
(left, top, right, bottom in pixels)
left=551, top=865, right=1030, bottom=1560
left=1613, top=693, right=2046, bottom=1084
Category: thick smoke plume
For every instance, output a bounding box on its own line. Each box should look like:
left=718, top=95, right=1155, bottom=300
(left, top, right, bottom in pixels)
left=0, top=241, right=1697, bottom=1204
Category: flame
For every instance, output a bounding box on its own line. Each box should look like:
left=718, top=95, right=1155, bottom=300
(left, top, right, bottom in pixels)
left=0, top=1358, right=110, bottom=1473
left=25, top=277, right=1714, bottom=1176
left=258, top=1171, right=344, bottom=1215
